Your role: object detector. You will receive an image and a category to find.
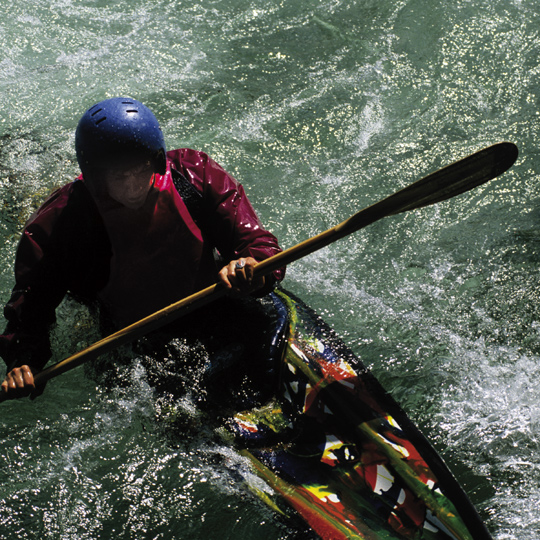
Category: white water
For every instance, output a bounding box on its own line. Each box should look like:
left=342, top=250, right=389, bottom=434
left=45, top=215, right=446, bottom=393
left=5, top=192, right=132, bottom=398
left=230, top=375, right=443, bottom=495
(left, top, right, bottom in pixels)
left=1, top=1, right=540, bottom=538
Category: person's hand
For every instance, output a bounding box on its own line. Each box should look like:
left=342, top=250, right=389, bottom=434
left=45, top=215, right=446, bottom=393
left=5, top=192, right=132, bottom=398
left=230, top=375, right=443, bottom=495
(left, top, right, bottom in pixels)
left=1, top=365, right=36, bottom=400
left=218, top=257, right=265, bottom=297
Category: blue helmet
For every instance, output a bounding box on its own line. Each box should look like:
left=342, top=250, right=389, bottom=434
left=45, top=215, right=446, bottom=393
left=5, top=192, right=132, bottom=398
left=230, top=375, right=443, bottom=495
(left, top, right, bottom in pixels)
left=75, top=97, right=167, bottom=176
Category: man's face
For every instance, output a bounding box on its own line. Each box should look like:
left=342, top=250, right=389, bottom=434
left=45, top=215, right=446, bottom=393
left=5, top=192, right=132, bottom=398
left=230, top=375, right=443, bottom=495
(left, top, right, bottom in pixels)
left=104, top=160, right=155, bottom=209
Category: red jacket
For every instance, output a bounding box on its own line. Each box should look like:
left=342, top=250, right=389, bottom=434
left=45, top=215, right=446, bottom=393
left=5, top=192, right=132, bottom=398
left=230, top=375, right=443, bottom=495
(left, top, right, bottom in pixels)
left=0, top=149, right=284, bottom=371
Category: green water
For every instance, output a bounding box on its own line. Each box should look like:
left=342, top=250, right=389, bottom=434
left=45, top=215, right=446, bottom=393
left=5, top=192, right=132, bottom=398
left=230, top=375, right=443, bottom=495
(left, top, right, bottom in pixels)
left=1, top=1, right=539, bottom=538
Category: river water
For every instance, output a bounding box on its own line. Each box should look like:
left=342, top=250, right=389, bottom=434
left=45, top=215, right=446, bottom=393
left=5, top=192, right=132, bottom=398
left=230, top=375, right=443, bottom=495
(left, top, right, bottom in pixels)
left=0, top=1, right=539, bottom=538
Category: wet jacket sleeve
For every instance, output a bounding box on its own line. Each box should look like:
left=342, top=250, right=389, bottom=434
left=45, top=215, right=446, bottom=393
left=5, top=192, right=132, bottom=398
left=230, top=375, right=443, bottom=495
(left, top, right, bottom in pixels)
left=168, top=149, right=285, bottom=290
left=0, top=182, right=110, bottom=372
left=0, top=187, right=70, bottom=372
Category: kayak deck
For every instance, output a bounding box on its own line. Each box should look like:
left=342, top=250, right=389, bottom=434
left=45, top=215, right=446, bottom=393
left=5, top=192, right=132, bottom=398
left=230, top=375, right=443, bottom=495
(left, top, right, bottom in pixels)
left=226, top=289, right=492, bottom=540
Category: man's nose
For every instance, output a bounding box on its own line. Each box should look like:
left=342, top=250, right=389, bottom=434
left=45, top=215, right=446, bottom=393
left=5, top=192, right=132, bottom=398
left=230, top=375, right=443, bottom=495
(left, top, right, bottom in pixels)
left=125, top=177, right=145, bottom=194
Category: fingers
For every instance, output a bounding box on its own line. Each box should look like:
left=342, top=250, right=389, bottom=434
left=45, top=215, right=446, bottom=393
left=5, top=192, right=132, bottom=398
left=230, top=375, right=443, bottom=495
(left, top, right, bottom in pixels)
left=232, top=258, right=253, bottom=286
left=218, top=257, right=264, bottom=296
left=218, top=258, right=250, bottom=290
left=1, top=365, right=35, bottom=399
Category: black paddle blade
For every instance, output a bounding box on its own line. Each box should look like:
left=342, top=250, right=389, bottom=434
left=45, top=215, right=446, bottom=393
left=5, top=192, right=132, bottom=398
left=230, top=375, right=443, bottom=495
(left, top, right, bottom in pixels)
left=333, top=142, right=518, bottom=241
left=387, top=141, right=519, bottom=215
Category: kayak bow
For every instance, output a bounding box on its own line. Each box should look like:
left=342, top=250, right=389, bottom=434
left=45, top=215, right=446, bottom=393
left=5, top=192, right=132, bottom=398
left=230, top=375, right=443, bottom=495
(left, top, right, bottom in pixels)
left=229, top=289, right=492, bottom=540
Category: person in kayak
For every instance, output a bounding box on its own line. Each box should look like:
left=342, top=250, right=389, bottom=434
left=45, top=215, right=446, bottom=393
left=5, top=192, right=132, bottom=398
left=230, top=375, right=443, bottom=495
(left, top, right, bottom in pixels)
left=0, top=97, right=285, bottom=400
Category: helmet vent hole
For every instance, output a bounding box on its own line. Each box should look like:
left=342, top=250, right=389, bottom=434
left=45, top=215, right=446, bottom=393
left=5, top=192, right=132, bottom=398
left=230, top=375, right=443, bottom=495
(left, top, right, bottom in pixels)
left=95, top=116, right=107, bottom=125
left=126, top=109, right=138, bottom=114
left=91, top=108, right=103, bottom=117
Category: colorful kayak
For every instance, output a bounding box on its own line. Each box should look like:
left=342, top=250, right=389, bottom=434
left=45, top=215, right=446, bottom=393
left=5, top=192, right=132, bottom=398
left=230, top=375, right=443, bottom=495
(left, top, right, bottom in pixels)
left=225, top=289, right=492, bottom=540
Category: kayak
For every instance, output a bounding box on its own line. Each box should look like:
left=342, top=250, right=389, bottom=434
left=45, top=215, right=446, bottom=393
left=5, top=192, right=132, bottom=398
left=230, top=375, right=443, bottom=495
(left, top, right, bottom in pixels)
left=223, top=288, right=492, bottom=540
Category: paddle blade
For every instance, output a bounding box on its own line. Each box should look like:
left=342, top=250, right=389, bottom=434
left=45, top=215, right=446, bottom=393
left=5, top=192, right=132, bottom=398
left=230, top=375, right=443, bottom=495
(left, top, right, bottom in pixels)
left=315, top=142, right=518, bottom=247
left=387, top=141, right=518, bottom=215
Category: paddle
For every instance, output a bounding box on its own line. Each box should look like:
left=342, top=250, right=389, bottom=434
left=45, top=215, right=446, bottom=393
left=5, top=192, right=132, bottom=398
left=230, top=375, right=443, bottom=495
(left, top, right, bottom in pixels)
left=0, top=141, right=518, bottom=400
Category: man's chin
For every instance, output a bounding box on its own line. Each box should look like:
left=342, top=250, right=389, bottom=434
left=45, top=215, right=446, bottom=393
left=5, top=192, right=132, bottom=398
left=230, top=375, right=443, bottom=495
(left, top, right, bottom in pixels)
left=122, top=198, right=146, bottom=209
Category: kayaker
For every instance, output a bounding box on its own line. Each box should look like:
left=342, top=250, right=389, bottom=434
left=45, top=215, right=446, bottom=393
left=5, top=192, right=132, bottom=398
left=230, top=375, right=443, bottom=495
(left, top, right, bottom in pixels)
left=0, top=97, right=285, bottom=400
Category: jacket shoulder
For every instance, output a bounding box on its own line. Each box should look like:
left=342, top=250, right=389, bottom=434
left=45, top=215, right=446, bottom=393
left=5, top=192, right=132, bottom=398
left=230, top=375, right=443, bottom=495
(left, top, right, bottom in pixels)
left=26, top=181, right=87, bottom=226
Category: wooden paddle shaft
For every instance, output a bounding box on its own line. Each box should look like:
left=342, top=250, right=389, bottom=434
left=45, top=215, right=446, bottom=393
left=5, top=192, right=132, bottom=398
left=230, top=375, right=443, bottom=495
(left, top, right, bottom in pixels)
left=17, top=142, right=519, bottom=389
